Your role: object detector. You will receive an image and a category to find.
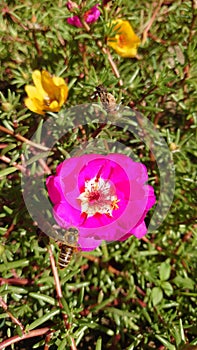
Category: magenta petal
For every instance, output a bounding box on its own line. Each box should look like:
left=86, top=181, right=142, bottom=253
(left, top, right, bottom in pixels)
left=67, top=16, right=82, bottom=27
left=78, top=197, right=148, bottom=241
left=81, top=157, right=129, bottom=185
left=46, top=174, right=64, bottom=204
left=78, top=235, right=102, bottom=251
left=120, top=221, right=147, bottom=241
left=145, top=185, right=156, bottom=209
left=131, top=221, right=147, bottom=238
left=53, top=202, right=82, bottom=228
left=107, top=154, right=148, bottom=184
left=84, top=5, right=100, bottom=24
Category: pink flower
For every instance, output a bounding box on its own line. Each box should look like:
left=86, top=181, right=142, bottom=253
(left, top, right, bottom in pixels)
left=67, top=16, right=83, bottom=28
left=46, top=154, right=156, bottom=251
left=67, top=4, right=100, bottom=28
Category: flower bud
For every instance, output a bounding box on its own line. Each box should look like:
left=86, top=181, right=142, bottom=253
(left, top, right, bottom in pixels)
left=66, top=0, right=78, bottom=12
left=1, top=102, right=12, bottom=112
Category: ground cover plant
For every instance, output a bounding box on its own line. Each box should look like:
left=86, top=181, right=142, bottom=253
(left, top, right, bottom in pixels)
left=0, top=0, right=197, bottom=349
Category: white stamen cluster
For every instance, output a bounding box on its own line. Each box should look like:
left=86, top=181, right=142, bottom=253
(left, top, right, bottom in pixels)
left=78, top=176, right=119, bottom=217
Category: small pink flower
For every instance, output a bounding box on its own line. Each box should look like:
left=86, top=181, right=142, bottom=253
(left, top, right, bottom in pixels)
left=67, top=16, right=83, bottom=28
left=67, top=4, right=100, bottom=28
left=84, top=5, right=100, bottom=24
left=46, top=154, right=156, bottom=251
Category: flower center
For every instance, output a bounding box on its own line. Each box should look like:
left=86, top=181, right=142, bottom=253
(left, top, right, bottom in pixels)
left=78, top=176, right=119, bottom=218
left=44, top=95, right=52, bottom=107
left=88, top=190, right=100, bottom=202
left=118, top=34, right=127, bottom=47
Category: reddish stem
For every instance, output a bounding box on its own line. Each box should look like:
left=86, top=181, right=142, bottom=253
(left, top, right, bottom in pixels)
left=0, top=297, right=24, bottom=333
left=0, top=125, right=49, bottom=151
left=0, top=155, right=26, bottom=173
left=0, top=327, right=51, bottom=350
left=0, top=277, right=32, bottom=286
left=48, top=245, right=78, bottom=349
left=142, top=0, right=164, bottom=44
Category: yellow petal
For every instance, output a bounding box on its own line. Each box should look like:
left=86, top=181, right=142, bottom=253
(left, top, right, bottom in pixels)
left=52, top=76, right=68, bottom=105
left=108, top=40, right=139, bottom=58
left=42, top=72, right=68, bottom=105
left=24, top=97, right=45, bottom=115
left=58, top=85, right=69, bottom=106
left=52, top=76, right=67, bottom=87
left=25, top=85, right=44, bottom=101
left=111, top=45, right=138, bottom=58
left=42, top=71, right=63, bottom=103
left=41, top=70, right=58, bottom=100
left=112, top=20, right=140, bottom=43
left=48, top=100, right=60, bottom=112
left=32, top=70, right=47, bottom=97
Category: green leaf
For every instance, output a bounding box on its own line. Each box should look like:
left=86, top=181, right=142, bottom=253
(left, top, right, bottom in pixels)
left=173, top=276, right=195, bottom=290
left=58, top=338, right=68, bottom=350
left=161, top=281, right=174, bottom=296
left=74, top=34, right=93, bottom=40
left=29, top=293, right=56, bottom=306
left=0, top=259, right=30, bottom=272
left=27, top=309, right=60, bottom=331
left=151, top=287, right=163, bottom=306
left=0, top=167, right=17, bottom=177
left=155, top=335, right=176, bottom=350
left=95, top=337, right=102, bottom=350
left=159, top=261, right=171, bottom=281
left=1, top=144, right=16, bottom=155
left=34, top=119, right=44, bottom=144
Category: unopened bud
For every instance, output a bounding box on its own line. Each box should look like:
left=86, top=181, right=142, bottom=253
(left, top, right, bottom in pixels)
left=1, top=102, right=12, bottom=112
left=66, top=0, right=78, bottom=12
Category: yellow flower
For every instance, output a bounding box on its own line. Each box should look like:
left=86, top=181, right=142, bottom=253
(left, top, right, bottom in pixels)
left=24, top=70, right=68, bottom=115
left=107, top=19, right=140, bottom=58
